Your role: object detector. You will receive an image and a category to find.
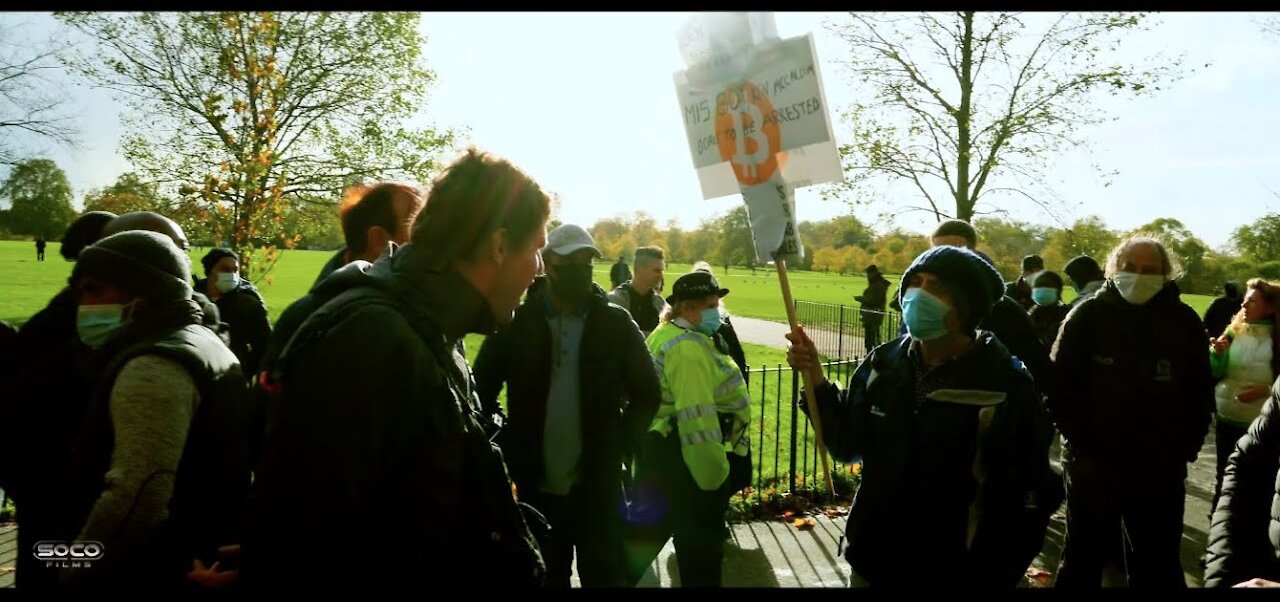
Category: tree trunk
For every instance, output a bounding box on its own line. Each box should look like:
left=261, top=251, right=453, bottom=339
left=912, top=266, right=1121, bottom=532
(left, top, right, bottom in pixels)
left=954, top=11, right=976, bottom=223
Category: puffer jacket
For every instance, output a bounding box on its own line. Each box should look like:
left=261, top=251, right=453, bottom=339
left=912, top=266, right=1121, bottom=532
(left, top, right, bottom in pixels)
left=1205, top=387, right=1280, bottom=587
left=1212, top=321, right=1275, bottom=428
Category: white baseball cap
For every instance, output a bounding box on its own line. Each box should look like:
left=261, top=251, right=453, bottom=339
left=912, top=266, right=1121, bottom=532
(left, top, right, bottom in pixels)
left=543, top=223, right=602, bottom=258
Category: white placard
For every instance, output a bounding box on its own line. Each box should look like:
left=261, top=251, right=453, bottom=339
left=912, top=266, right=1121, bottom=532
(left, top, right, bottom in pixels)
left=673, top=15, right=842, bottom=262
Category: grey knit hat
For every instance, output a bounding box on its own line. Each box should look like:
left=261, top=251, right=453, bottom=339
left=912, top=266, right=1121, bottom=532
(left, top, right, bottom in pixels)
left=72, top=230, right=193, bottom=302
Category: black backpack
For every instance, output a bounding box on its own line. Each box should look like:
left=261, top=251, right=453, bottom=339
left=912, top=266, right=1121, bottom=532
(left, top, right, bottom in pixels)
left=265, top=287, right=548, bottom=587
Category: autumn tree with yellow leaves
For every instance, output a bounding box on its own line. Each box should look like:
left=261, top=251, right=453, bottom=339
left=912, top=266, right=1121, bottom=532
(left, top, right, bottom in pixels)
left=58, top=12, right=454, bottom=280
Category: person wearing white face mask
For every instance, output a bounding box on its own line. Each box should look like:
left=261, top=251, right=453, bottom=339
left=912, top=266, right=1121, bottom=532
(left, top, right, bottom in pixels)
left=196, top=248, right=271, bottom=382
left=1050, top=234, right=1214, bottom=589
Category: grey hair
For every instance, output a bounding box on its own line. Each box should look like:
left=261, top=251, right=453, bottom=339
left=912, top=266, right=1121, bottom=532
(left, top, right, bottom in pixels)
left=1104, top=233, right=1185, bottom=280
left=692, top=261, right=713, bottom=274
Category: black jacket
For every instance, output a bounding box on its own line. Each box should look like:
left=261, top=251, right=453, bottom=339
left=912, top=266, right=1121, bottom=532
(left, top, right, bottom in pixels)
left=857, top=276, right=890, bottom=313
left=609, top=260, right=631, bottom=289
left=195, top=279, right=271, bottom=379
left=473, top=278, right=660, bottom=510
left=1005, top=279, right=1034, bottom=312
left=312, top=247, right=348, bottom=288
left=1048, top=280, right=1213, bottom=465
left=242, top=243, right=545, bottom=590
left=1205, top=385, right=1280, bottom=587
left=1205, top=295, right=1243, bottom=340
left=1029, top=302, right=1071, bottom=349
left=804, top=332, right=1058, bottom=587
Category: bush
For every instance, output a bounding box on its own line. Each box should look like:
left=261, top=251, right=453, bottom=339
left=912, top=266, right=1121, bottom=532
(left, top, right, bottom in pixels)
left=0, top=496, right=14, bottom=522
left=725, top=463, right=861, bottom=523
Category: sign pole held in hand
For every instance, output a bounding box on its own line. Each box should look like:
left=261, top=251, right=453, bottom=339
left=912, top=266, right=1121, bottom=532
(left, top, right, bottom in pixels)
left=673, top=12, right=843, bottom=496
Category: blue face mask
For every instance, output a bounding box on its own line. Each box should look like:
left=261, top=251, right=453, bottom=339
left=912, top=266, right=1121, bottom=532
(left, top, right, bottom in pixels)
left=77, top=303, right=129, bottom=349
left=1031, top=287, right=1059, bottom=306
left=901, top=287, right=951, bottom=342
left=698, top=307, right=723, bottom=335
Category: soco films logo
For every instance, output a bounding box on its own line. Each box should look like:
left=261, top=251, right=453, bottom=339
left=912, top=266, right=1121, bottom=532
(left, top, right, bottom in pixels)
left=33, top=540, right=105, bottom=568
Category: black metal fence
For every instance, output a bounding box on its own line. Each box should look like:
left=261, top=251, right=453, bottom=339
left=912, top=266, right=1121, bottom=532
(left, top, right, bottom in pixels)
left=793, top=301, right=901, bottom=361
left=747, top=357, right=862, bottom=496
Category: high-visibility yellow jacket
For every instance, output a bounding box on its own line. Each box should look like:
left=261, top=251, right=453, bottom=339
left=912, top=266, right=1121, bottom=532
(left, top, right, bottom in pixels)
left=646, top=321, right=751, bottom=491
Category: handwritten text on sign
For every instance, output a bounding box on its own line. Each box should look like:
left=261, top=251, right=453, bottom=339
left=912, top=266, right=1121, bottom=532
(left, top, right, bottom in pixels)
left=676, top=36, right=828, bottom=172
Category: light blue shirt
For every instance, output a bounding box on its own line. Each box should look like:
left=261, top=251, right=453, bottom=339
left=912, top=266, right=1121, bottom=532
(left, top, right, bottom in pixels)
left=542, top=296, right=585, bottom=495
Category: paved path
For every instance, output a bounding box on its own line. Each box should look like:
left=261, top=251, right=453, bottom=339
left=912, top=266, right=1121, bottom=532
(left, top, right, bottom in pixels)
left=0, top=429, right=1222, bottom=589
left=0, top=524, right=14, bottom=588
left=732, top=315, right=886, bottom=360
left=731, top=316, right=792, bottom=350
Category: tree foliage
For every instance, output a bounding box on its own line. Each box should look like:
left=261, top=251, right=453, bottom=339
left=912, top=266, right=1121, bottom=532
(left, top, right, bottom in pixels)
left=825, top=12, right=1183, bottom=223
left=0, top=20, right=79, bottom=166
left=1, top=158, right=75, bottom=238
left=58, top=11, right=455, bottom=280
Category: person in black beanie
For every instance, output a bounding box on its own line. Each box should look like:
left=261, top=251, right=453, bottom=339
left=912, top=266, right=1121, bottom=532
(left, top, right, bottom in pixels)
left=785, top=246, right=1059, bottom=588
left=1005, top=255, right=1044, bottom=312
left=57, top=231, right=251, bottom=590
left=195, top=248, right=271, bottom=380
left=60, top=211, right=118, bottom=262
left=1204, top=281, right=1244, bottom=340
left=0, top=212, right=209, bottom=592
left=1063, top=255, right=1106, bottom=309
left=914, top=220, right=1055, bottom=399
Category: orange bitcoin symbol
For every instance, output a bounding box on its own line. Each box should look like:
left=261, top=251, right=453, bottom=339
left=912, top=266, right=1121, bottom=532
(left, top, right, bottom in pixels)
left=715, top=82, right=781, bottom=186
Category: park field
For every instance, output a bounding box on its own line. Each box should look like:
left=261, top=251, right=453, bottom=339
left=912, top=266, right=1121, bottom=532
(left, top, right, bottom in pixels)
left=0, top=239, right=789, bottom=371
left=0, top=239, right=1217, bottom=329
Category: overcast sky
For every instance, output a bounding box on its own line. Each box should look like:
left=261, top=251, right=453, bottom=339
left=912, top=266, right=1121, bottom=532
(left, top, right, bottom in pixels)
left=5, top=11, right=1279, bottom=250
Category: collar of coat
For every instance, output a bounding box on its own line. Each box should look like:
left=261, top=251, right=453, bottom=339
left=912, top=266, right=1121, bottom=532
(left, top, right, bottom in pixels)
left=326, top=242, right=497, bottom=341
left=527, top=276, right=608, bottom=318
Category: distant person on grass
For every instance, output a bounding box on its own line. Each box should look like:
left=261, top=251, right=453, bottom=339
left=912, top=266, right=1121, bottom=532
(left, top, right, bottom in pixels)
left=610, top=254, right=632, bottom=290
left=35, top=237, right=46, bottom=261
left=855, top=264, right=890, bottom=353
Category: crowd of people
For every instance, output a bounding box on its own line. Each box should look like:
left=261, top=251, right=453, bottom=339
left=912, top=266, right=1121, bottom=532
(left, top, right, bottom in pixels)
left=2, top=149, right=1280, bottom=589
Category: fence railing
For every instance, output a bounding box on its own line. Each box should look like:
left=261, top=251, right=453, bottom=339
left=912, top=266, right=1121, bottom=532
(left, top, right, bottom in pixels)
left=793, top=301, right=901, bottom=362
left=747, top=357, right=861, bottom=496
